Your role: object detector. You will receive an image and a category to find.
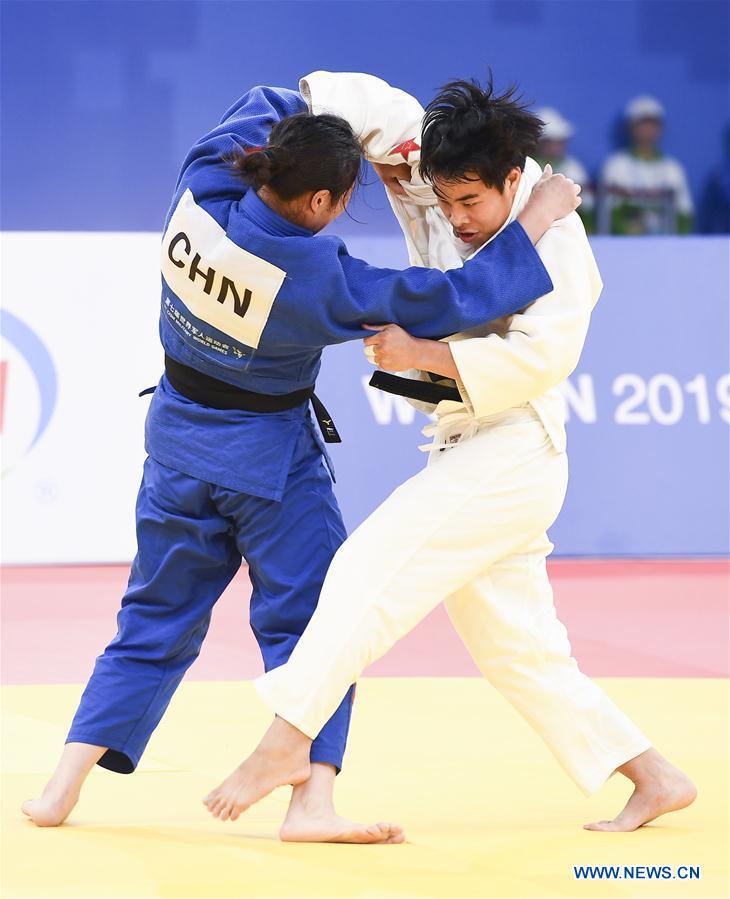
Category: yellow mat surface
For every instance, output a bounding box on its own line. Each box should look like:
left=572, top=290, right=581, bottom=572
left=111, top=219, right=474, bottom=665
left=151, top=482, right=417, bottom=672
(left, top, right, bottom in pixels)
left=2, top=678, right=728, bottom=899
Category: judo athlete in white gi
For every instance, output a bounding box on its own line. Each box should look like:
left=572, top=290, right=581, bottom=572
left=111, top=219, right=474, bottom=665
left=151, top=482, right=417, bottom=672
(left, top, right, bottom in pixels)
left=23, top=83, right=576, bottom=844
left=206, top=72, right=697, bottom=833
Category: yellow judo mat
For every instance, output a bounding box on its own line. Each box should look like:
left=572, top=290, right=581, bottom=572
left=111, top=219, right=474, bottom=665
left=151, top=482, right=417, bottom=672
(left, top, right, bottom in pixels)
left=2, top=678, right=728, bottom=899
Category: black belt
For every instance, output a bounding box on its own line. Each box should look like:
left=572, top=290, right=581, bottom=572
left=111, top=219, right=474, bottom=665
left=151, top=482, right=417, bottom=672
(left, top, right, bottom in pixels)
left=369, top=370, right=462, bottom=404
left=139, top=355, right=341, bottom=443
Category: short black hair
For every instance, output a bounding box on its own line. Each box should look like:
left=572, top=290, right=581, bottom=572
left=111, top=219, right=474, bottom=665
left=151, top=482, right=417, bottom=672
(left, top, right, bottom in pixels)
left=420, top=76, right=543, bottom=193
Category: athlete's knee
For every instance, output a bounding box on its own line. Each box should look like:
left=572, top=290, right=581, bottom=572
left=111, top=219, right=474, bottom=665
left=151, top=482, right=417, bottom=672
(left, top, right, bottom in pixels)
left=479, top=628, right=575, bottom=678
left=107, top=611, right=211, bottom=667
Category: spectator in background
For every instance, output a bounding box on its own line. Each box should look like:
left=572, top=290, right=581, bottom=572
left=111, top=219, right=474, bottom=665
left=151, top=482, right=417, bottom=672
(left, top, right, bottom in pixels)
left=599, top=95, right=693, bottom=235
left=536, top=107, right=595, bottom=232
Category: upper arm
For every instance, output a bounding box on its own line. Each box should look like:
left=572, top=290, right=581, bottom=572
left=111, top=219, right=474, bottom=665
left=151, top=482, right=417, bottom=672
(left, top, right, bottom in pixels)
left=448, top=216, right=601, bottom=415
left=174, top=86, right=306, bottom=205
left=509, top=215, right=600, bottom=366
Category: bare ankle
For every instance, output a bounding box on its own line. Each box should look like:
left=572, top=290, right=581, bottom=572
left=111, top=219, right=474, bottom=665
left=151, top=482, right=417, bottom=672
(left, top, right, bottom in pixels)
left=288, top=762, right=336, bottom=816
left=617, top=748, right=664, bottom=785
left=260, top=717, right=312, bottom=760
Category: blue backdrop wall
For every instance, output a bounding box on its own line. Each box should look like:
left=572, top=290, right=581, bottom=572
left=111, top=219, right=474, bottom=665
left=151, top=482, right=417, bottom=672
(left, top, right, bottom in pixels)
left=2, top=0, right=729, bottom=233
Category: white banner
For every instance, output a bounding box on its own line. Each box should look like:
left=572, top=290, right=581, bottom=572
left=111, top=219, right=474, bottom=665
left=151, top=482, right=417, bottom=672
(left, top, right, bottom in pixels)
left=1, top=233, right=163, bottom=563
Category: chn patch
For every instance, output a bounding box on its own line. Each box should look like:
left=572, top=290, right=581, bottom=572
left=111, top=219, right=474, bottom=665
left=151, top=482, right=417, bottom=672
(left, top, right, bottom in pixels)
left=161, top=189, right=286, bottom=349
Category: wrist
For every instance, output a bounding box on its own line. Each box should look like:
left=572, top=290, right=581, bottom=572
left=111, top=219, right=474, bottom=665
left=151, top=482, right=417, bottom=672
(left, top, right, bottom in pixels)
left=407, top=336, right=430, bottom=370
left=517, top=204, right=552, bottom=245
left=412, top=339, right=458, bottom=379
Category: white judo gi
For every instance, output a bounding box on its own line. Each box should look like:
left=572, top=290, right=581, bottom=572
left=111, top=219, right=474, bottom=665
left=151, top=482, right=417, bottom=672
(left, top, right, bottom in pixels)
left=256, top=72, right=651, bottom=795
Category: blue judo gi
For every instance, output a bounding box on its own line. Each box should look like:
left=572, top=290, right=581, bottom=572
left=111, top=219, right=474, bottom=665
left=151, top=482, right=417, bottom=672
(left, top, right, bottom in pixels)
left=67, top=86, right=553, bottom=774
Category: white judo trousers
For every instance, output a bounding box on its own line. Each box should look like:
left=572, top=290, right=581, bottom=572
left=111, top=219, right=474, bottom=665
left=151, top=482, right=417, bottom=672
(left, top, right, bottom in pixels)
left=257, top=405, right=651, bottom=795
left=257, top=71, right=651, bottom=796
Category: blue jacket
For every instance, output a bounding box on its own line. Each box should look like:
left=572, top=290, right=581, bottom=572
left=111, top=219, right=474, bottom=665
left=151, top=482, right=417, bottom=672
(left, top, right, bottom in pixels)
left=146, top=85, right=553, bottom=500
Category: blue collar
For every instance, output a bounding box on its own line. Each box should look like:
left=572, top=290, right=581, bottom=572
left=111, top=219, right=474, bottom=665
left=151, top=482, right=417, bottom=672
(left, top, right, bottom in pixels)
left=240, top=189, right=314, bottom=238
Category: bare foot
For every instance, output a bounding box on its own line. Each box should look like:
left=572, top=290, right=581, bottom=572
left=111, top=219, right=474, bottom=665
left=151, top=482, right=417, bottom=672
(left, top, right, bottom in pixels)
left=204, top=718, right=312, bottom=822
left=21, top=742, right=106, bottom=827
left=21, top=789, right=80, bottom=827
left=280, top=810, right=405, bottom=844
left=278, top=761, right=405, bottom=844
left=584, top=754, right=697, bottom=832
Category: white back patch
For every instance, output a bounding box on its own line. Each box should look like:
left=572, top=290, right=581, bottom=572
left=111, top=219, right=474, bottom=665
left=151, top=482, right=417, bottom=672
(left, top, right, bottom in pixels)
left=160, top=189, right=286, bottom=349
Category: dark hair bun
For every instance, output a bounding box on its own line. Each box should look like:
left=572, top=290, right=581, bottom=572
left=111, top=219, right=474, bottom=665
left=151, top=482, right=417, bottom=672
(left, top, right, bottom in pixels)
left=226, top=111, right=362, bottom=203
left=235, top=147, right=292, bottom=188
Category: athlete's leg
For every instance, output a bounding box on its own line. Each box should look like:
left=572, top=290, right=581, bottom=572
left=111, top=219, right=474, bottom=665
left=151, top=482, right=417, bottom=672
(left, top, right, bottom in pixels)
left=22, top=457, right=241, bottom=826
left=445, top=542, right=695, bottom=829
left=443, top=538, right=650, bottom=793
left=228, top=418, right=569, bottom=815
left=258, top=419, right=567, bottom=737
left=205, top=424, right=402, bottom=842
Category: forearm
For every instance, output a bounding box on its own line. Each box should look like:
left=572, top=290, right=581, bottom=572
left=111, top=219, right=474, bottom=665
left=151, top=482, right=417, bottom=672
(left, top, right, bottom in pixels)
left=517, top=203, right=555, bottom=246
left=408, top=340, right=458, bottom=379
left=341, top=221, right=552, bottom=340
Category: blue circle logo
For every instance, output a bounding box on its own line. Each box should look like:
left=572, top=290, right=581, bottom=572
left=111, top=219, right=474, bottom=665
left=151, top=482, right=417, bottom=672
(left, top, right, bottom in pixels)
left=0, top=309, right=58, bottom=463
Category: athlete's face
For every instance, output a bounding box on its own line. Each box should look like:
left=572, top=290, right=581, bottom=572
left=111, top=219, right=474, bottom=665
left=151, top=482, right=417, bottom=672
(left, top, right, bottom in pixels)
left=432, top=168, right=521, bottom=249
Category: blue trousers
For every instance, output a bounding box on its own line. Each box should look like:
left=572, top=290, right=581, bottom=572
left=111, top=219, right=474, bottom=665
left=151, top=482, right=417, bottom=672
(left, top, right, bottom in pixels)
left=67, top=426, right=354, bottom=773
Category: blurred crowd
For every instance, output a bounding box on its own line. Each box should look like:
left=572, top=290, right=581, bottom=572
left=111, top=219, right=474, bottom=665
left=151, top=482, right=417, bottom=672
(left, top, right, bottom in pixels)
left=535, top=96, right=730, bottom=235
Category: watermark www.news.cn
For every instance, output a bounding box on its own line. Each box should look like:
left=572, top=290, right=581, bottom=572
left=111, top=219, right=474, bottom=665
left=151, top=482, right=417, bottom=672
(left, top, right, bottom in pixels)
left=573, top=865, right=701, bottom=881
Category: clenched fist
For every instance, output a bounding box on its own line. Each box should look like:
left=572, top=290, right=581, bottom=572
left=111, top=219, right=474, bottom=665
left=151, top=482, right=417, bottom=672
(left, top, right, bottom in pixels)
left=362, top=323, right=421, bottom=371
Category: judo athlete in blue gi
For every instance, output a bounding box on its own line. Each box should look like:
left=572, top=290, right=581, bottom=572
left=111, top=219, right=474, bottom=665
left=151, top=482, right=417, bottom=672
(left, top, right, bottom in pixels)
left=22, top=83, right=574, bottom=842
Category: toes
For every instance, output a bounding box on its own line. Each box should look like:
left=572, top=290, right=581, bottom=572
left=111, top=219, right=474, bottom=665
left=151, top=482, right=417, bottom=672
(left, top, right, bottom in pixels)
left=214, top=800, right=229, bottom=819
left=584, top=820, right=615, bottom=831
left=204, top=788, right=223, bottom=807
left=220, top=800, right=245, bottom=823
left=209, top=797, right=227, bottom=818
left=385, top=832, right=406, bottom=844
left=369, top=822, right=405, bottom=844
left=21, top=801, right=34, bottom=817
left=378, top=822, right=406, bottom=844
left=384, top=823, right=405, bottom=844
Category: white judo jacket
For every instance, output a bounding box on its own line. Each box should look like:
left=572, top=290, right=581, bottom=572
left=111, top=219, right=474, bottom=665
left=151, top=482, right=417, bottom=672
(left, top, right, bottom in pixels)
left=300, top=71, right=603, bottom=453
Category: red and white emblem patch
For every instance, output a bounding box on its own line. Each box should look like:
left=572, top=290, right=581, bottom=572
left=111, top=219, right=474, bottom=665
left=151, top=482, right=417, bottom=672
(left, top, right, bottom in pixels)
left=388, top=139, right=420, bottom=161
